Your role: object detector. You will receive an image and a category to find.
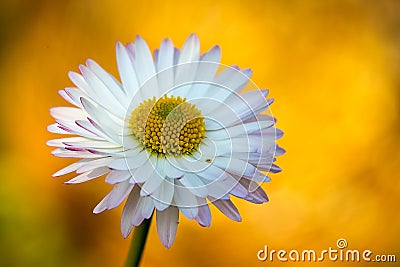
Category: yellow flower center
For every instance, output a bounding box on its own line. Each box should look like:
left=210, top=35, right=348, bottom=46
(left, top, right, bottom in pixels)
left=129, top=95, right=206, bottom=157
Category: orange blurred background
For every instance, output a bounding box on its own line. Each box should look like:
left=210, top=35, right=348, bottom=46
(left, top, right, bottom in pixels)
left=0, top=0, right=399, bottom=266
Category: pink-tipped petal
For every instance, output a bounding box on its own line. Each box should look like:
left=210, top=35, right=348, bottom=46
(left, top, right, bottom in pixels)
left=209, top=198, right=242, bottom=222
left=195, top=198, right=211, bottom=227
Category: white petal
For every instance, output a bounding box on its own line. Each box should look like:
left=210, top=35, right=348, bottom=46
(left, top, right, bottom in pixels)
left=47, top=137, right=106, bottom=148
left=47, top=123, right=72, bottom=135
left=178, top=34, right=200, bottom=64
left=154, top=157, right=167, bottom=179
left=154, top=49, right=159, bottom=66
left=93, top=194, right=109, bottom=214
left=55, top=120, right=102, bottom=140
left=238, top=178, right=269, bottom=203
left=234, top=96, right=273, bottom=122
left=79, top=65, right=127, bottom=117
left=196, top=138, right=217, bottom=158
left=105, top=170, right=131, bottom=184
left=126, top=150, right=150, bottom=169
left=133, top=36, right=159, bottom=100
left=153, top=179, right=174, bottom=211
left=195, top=164, right=226, bottom=181
left=175, top=34, right=200, bottom=86
left=126, top=43, right=135, bottom=60
left=122, top=136, right=142, bottom=150
left=157, top=39, right=174, bottom=71
left=46, top=137, right=73, bottom=148
left=118, top=146, right=143, bottom=158
left=179, top=173, right=208, bottom=198
left=80, top=97, right=123, bottom=135
left=108, top=158, right=129, bottom=170
left=210, top=137, right=260, bottom=157
left=223, top=89, right=268, bottom=111
left=74, top=119, right=116, bottom=142
left=174, top=185, right=198, bottom=219
left=76, top=157, right=114, bottom=173
left=52, top=159, right=92, bottom=177
left=131, top=198, right=146, bottom=226
left=156, top=39, right=175, bottom=96
left=140, top=171, right=164, bottom=197
left=63, top=139, right=121, bottom=149
left=63, top=87, right=86, bottom=108
left=65, top=167, right=109, bottom=184
left=164, top=159, right=184, bottom=178
left=86, top=59, right=129, bottom=107
left=173, top=48, right=180, bottom=66
left=202, top=104, right=239, bottom=130
left=84, top=147, right=126, bottom=157
left=256, top=162, right=280, bottom=173
left=133, top=36, right=156, bottom=82
left=52, top=148, right=104, bottom=159
left=199, top=45, right=221, bottom=72
left=156, top=206, right=179, bottom=248
left=185, top=45, right=221, bottom=100
left=170, top=155, right=209, bottom=174
left=106, top=180, right=134, bottom=209
left=58, top=89, right=76, bottom=106
left=253, top=127, right=283, bottom=140
left=120, top=186, right=140, bottom=237
left=109, top=150, right=149, bottom=170
left=68, top=71, right=91, bottom=94
left=240, top=114, right=276, bottom=128
left=224, top=97, right=273, bottom=125
left=206, top=67, right=252, bottom=103
left=132, top=156, right=156, bottom=183
left=206, top=120, right=274, bottom=140
left=141, top=196, right=155, bottom=219
left=213, top=157, right=271, bottom=182
left=206, top=180, right=232, bottom=199
left=116, top=41, right=139, bottom=98
left=221, top=174, right=248, bottom=198
left=50, top=107, right=87, bottom=121
left=248, top=187, right=269, bottom=203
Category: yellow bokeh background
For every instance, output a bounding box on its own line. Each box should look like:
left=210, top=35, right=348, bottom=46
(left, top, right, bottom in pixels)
left=0, top=0, right=399, bottom=266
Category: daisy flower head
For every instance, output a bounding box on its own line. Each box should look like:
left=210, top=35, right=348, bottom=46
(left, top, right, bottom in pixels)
left=47, top=34, right=284, bottom=248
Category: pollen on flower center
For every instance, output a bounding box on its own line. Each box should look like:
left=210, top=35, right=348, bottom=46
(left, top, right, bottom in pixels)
left=129, top=95, right=206, bottom=157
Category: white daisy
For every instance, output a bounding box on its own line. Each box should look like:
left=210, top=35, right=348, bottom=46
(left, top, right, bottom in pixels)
left=47, top=34, right=284, bottom=248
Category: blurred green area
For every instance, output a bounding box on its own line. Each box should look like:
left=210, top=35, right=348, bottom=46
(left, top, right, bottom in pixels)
left=0, top=0, right=399, bottom=266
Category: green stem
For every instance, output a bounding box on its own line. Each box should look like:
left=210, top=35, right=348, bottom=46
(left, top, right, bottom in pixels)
left=125, top=217, right=152, bottom=267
